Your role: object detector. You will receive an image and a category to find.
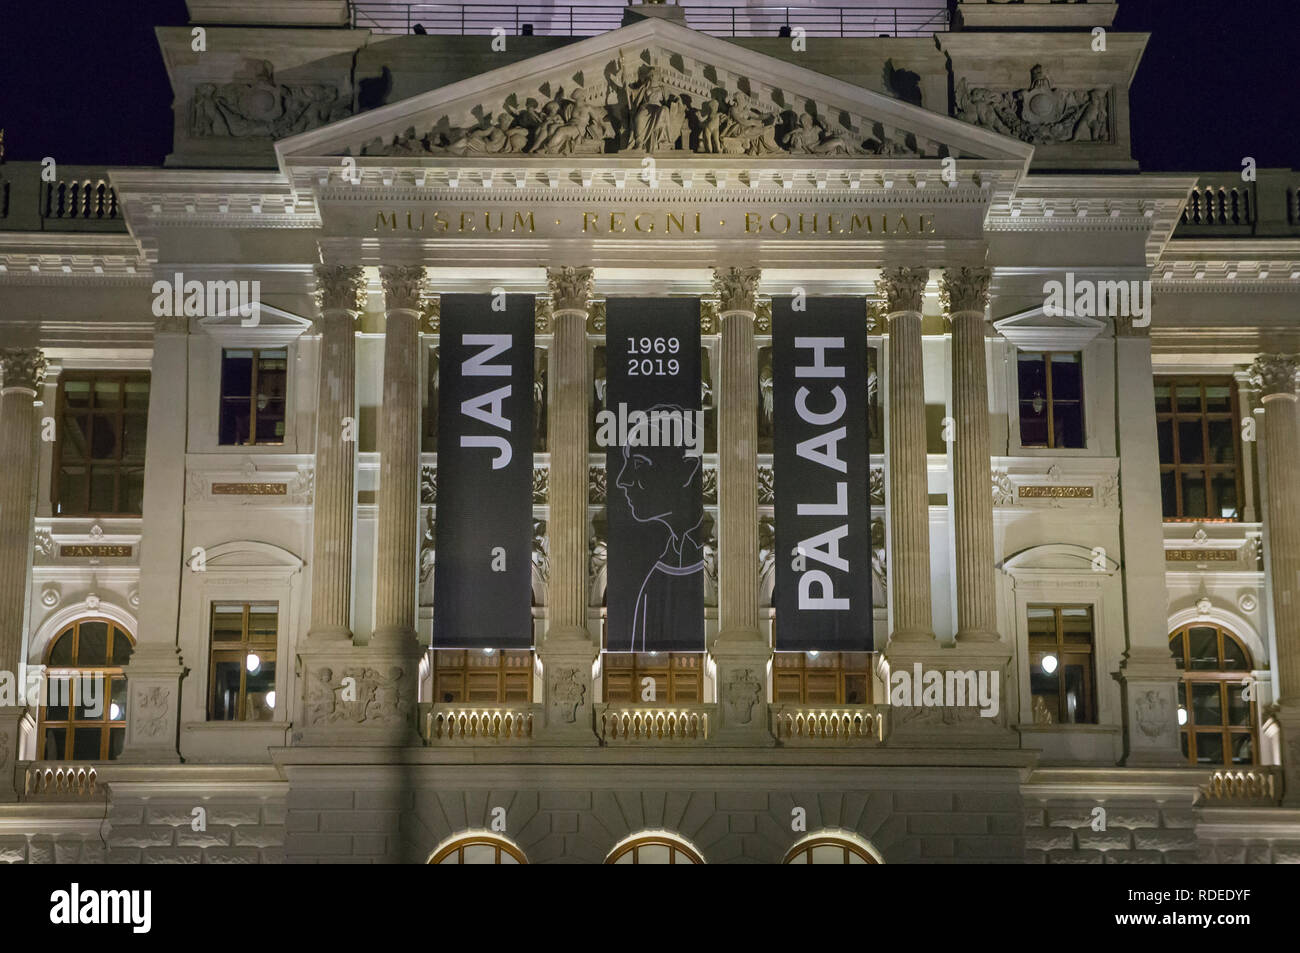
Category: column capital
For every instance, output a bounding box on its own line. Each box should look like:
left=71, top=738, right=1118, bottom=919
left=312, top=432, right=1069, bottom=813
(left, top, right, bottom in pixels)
left=878, top=266, right=928, bottom=314
left=314, top=263, right=367, bottom=314
left=546, top=265, right=594, bottom=313
left=379, top=264, right=429, bottom=311
left=1250, top=354, right=1299, bottom=400
left=712, top=266, right=761, bottom=314
left=940, top=266, right=992, bottom=315
left=0, top=347, right=47, bottom=393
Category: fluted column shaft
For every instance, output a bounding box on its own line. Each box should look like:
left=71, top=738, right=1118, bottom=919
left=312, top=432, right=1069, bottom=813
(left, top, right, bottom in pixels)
left=715, top=268, right=762, bottom=637
left=881, top=269, right=934, bottom=642
left=373, top=266, right=427, bottom=644
left=1255, top=356, right=1300, bottom=698
left=945, top=268, right=999, bottom=642
left=308, top=266, right=366, bottom=642
left=546, top=267, right=593, bottom=639
left=0, top=349, right=45, bottom=677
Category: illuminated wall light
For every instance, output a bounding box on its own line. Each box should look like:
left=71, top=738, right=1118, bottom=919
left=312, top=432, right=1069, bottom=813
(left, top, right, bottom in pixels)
left=1040, top=654, right=1058, bottom=675
left=246, top=653, right=262, bottom=674
left=266, top=691, right=276, bottom=710
left=1177, top=706, right=1188, bottom=726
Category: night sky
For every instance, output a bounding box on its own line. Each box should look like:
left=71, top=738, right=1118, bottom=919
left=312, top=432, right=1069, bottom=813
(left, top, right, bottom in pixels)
left=0, top=0, right=1293, bottom=172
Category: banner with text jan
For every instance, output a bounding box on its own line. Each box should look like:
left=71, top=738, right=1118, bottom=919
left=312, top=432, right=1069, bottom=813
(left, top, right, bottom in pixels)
left=772, top=296, right=872, bottom=651
left=432, top=293, right=536, bottom=648
left=604, top=298, right=704, bottom=653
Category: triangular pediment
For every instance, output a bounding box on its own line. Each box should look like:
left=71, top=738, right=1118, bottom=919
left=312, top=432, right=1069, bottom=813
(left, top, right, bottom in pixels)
left=993, top=304, right=1106, bottom=350
left=198, top=303, right=313, bottom=347
left=276, top=18, right=1033, bottom=168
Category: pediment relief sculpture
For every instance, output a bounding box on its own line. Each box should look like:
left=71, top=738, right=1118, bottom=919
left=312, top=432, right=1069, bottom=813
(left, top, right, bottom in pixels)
left=190, top=59, right=352, bottom=139
left=360, top=47, right=947, bottom=159
left=955, top=65, right=1111, bottom=145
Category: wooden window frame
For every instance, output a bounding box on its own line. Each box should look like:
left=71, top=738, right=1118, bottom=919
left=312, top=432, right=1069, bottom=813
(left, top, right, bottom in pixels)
left=1017, top=350, right=1085, bottom=450
left=429, top=835, right=527, bottom=864
left=1169, top=623, right=1258, bottom=766
left=218, top=347, right=287, bottom=447
left=51, top=371, right=149, bottom=517
left=772, top=651, right=874, bottom=705
left=207, top=602, right=278, bottom=721
left=37, top=618, right=134, bottom=761
left=606, top=835, right=704, bottom=864
left=1155, top=377, right=1244, bottom=522
left=601, top=652, right=704, bottom=704
left=783, top=836, right=880, bottom=864
left=430, top=649, right=534, bottom=704
left=1027, top=604, right=1098, bottom=725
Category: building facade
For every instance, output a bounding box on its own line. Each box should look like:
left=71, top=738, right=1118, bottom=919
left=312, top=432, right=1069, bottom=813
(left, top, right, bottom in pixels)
left=1, top=0, right=1298, bottom=864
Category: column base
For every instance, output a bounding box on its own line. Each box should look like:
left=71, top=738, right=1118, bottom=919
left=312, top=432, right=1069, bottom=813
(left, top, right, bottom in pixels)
left=889, top=627, right=937, bottom=644
left=537, top=632, right=599, bottom=745
left=116, top=645, right=185, bottom=764
left=0, top=707, right=32, bottom=801
left=302, top=624, right=354, bottom=647
left=711, top=633, right=774, bottom=746
left=884, top=640, right=1017, bottom=748
left=1273, top=701, right=1300, bottom=807
left=1114, top=647, right=1185, bottom=766
left=294, top=640, right=421, bottom=746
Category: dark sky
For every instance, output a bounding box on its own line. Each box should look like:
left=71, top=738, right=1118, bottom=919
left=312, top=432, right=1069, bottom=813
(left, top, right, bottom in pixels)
left=0, top=0, right=1293, bottom=172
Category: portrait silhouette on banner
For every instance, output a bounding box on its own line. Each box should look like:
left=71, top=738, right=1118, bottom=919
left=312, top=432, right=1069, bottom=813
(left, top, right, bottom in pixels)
left=613, top=403, right=704, bottom=652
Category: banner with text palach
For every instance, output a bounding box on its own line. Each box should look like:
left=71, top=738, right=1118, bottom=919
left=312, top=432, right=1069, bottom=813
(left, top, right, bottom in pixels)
left=772, top=296, right=872, bottom=651
left=432, top=293, right=536, bottom=648
left=604, top=298, right=705, bottom=653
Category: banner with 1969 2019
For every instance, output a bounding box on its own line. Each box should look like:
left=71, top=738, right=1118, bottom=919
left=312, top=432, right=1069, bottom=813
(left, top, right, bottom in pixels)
left=771, top=296, right=872, bottom=651
left=432, top=293, right=536, bottom=649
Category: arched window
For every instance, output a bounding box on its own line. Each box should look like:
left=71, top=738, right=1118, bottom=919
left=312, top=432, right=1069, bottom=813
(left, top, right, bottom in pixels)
left=1168, top=623, right=1257, bottom=765
left=428, top=833, right=527, bottom=864
left=605, top=831, right=704, bottom=864
left=38, top=618, right=134, bottom=761
left=784, top=831, right=883, bottom=864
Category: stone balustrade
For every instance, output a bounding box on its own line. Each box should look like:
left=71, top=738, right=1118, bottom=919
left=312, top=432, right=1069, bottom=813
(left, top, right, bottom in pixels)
left=771, top=705, right=889, bottom=744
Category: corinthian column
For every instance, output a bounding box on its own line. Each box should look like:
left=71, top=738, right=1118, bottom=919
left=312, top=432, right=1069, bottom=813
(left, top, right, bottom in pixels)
left=0, top=349, right=44, bottom=798
left=879, top=267, right=934, bottom=643
left=942, top=267, right=999, bottom=642
left=710, top=266, right=771, bottom=743
left=306, top=264, right=366, bottom=643
left=539, top=267, right=598, bottom=742
left=372, top=265, right=427, bottom=650
left=1252, top=355, right=1300, bottom=803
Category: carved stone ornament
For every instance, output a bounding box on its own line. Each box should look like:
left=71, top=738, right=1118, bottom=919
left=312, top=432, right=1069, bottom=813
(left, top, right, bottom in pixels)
left=306, top=665, right=414, bottom=728
left=135, top=687, right=171, bottom=738
left=534, top=297, right=552, bottom=334
left=991, top=468, right=1015, bottom=505
left=754, top=299, right=772, bottom=334
left=190, top=59, right=351, bottom=139
left=757, top=465, right=775, bottom=505
left=587, top=300, right=607, bottom=334
left=0, top=347, right=47, bottom=392
left=1250, top=354, right=1299, bottom=398
left=877, top=267, right=928, bottom=314
left=713, top=266, right=762, bottom=314
left=699, top=299, right=718, bottom=334
left=1134, top=689, right=1173, bottom=740
left=588, top=465, right=607, bottom=504
left=360, top=47, right=939, bottom=159
left=533, top=466, right=549, bottom=503
left=420, top=295, right=441, bottom=334
left=420, top=465, right=437, bottom=504
left=723, top=668, right=763, bottom=726
left=940, top=267, right=992, bottom=316
left=955, top=65, right=1111, bottom=145
left=379, top=264, right=429, bottom=312
left=549, top=668, right=587, bottom=723
left=547, top=266, right=594, bottom=313
left=33, top=529, right=55, bottom=559
left=313, top=264, right=367, bottom=314
left=869, top=466, right=884, bottom=506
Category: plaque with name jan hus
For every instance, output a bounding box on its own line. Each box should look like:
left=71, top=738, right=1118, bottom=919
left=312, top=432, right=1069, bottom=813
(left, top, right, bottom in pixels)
left=604, top=297, right=705, bottom=653
left=771, top=296, right=872, bottom=651
left=432, top=293, right=536, bottom=649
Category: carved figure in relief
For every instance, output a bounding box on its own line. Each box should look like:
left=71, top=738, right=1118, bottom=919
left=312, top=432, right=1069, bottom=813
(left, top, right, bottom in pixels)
left=955, top=65, right=1111, bottom=145
left=718, top=95, right=781, bottom=156
left=190, top=60, right=350, bottom=138
left=782, top=112, right=854, bottom=156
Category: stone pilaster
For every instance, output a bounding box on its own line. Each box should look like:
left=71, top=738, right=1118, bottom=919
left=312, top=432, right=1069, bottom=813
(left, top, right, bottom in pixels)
left=1251, top=354, right=1300, bottom=801
left=539, top=266, right=598, bottom=742
left=878, top=267, right=934, bottom=643
left=1113, top=315, right=1183, bottom=764
left=942, top=267, right=999, bottom=643
left=117, top=322, right=188, bottom=763
left=0, top=348, right=44, bottom=797
left=710, top=266, right=771, bottom=743
left=305, top=264, right=366, bottom=643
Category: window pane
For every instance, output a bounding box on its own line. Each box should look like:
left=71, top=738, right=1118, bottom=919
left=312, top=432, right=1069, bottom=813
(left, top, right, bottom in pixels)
left=1019, top=402, right=1048, bottom=446
left=1153, top=383, right=1171, bottom=413
left=1227, top=685, right=1250, bottom=726
left=62, top=414, right=89, bottom=461
left=244, top=659, right=276, bottom=722
left=1168, top=633, right=1186, bottom=669
left=75, top=674, right=106, bottom=720
left=122, top=413, right=148, bottom=462
left=124, top=379, right=150, bottom=409
left=210, top=660, right=242, bottom=720
left=44, top=727, right=67, bottom=759
left=1175, top=384, right=1202, bottom=413
left=1221, top=637, right=1248, bottom=671
left=89, top=468, right=116, bottom=512
left=1209, top=472, right=1238, bottom=519
left=1180, top=469, right=1207, bottom=518
left=1053, top=401, right=1085, bottom=449
left=1230, top=733, right=1253, bottom=765
left=1049, top=353, right=1082, bottom=400
left=1177, top=420, right=1204, bottom=463
left=63, top=379, right=91, bottom=409
left=1187, top=627, right=1218, bottom=670
left=221, top=350, right=254, bottom=397
left=1060, top=662, right=1090, bottom=723
left=92, top=380, right=121, bottom=409
left=110, top=676, right=128, bottom=718
left=72, top=726, right=102, bottom=760
left=1160, top=471, right=1177, bottom=518
left=48, top=632, right=75, bottom=666
left=122, top=467, right=145, bottom=515
left=77, top=622, right=110, bottom=666
left=1207, top=419, right=1235, bottom=464
left=637, top=843, right=671, bottom=864
left=1191, top=683, right=1222, bottom=725
left=90, top=415, right=119, bottom=459
left=1156, top=419, right=1173, bottom=463
left=1195, top=732, right=1224, bottom=765
left=57, top=466, right=87, bottom=515
left=108, top=727, right=125, bottom=760
left=1204, top=384, right=1231, bottom=413
left=46, top=677, right=70, bottom=720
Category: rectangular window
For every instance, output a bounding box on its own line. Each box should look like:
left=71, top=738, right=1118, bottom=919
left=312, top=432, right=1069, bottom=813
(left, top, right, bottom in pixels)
left=1018, top=351, right=1085, bottom=449
left=602, top=653, right=703, bottom=704
left=1155, top=377, right=1242, bottom=520
left=218, top=348, right=287, bottom=446
left=773, top=652, right=873, bottom=705
left=1027, top=605, right=1097, bottom=725
left=53, top=372, right=149, bottom=515
left=208, top=603, right=277, bottom=721
left=431, top=649, right=533, bottom=704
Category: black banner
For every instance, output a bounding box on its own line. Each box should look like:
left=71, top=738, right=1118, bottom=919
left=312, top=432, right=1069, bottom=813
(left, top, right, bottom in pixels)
left=432, top=293, right=535, bottom=648
left=604, top=298, right=704, bottom=652
left=772, top=296, right=872, bottom=651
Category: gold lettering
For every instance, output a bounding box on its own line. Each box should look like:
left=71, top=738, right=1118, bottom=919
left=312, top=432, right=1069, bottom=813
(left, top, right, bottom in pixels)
left=583, top=212, right=601, bottom=233
left=745, top=212, right=762, bottom=233
left=828, top=213, right=841, bottom=235
left=633, top=213, right=654, bottom=233
left=667, top=212, right=686, bottom=234
left=374, top=212, right=397, bottom=232
left=512, top=211, right=535, bottom=233
left=433, top=211, right=449, bottom=233
left=769, top=213, right=790, bottom=234
left=896, top=215, right=911, bottom=234
left=693, top=212, right=701, bottom=233
left=609, top=212, right=626, bottom=233
left=405, top=211, right=425, bottom=231
left=849, top=214, right=872, bottom=234
left=484, top=212, right=503, bottom=233
left=919, top=213, right=935, bottom=234
left=459, top=212, right=476, bottom=233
